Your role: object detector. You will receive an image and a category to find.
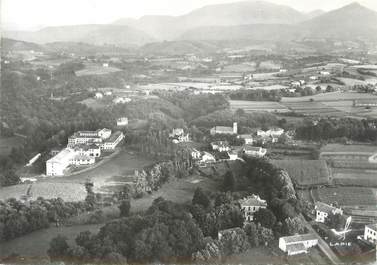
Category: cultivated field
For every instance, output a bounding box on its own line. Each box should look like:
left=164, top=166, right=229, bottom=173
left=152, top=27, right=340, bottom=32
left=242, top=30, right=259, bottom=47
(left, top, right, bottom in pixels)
left=281, top=91, right=377, bottom=103
left=332, top=168, right=377, bottom=187
left=272, top=160, right=330, bottom=187
left=75, top=64, right=122, bottom=76
left=282, top=101, right=343, bottom=116
left=230, top=100, right=289, bottom=113
left=0, top=182, right=87, bottom=202
left=314, top=187, right=377, bottom=207
left=223, top=62, right=256, bottom=72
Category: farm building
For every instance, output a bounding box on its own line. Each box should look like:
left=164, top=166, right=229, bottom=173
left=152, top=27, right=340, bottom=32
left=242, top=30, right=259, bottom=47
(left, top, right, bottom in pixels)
left=364, top=224, right=377, bottom=245
left=238, top=195, right=267, bottom=222
left=315, top=202, right=343, bottom=223
left=238, top=134, right=254, bottom=144
left=210, top=122, right=238, bottom=135
left=279, top=234, right=318, bottom=256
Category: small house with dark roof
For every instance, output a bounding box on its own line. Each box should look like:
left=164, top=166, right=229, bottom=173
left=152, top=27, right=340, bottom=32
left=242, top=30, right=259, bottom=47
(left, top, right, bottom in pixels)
left=315, top=201, right=343, bottom=223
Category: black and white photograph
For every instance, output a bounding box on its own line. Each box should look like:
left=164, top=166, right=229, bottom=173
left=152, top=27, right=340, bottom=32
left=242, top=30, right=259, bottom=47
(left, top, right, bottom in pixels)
left=1, top=0, right=377, bottom=264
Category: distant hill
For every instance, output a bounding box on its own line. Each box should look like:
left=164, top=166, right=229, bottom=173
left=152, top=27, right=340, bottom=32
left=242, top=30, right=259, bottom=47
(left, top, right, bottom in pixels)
left=305, top=9, right=325, bottom=19
left=3, top=25, right=155, bottom=47
left=1, top=38, right=44, bottom=53
left=140, top=40, right=221, bottom=55
left=300, top=2, right=377, bottom=40
left=114, top=1, right=307, bottom=40
left=44, top=42, right=132, bottom=55
left=179, top=24, right=302, bottom=42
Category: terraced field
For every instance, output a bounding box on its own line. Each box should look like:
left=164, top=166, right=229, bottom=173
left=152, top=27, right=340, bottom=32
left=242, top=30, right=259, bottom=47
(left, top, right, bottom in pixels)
left=272, top=160, right=330, bottom=187
left=282, top=101, right=343, bottom=116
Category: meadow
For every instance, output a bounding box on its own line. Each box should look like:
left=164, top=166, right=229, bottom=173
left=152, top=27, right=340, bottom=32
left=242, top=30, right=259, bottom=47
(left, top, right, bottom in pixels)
left=315, top=187, right=377, bottom=207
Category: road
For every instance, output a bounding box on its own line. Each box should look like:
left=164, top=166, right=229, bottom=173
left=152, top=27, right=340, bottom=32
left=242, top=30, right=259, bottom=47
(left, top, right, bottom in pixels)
left=300, top=215, right=343, bottom=265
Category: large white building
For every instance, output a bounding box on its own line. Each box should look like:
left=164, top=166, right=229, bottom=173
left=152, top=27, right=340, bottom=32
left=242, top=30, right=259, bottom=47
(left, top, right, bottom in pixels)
left=239, top=195, right=267, bottom=222
left=46, top=148, right=77, bottom=176
left=364, top=224, right=377, bottom=245
left=68, top=129, right=111, bottom=147
left=74, top=144, right=101, bottom=158
left=279, top=234, right=318, bottom=256
left=243, top=145, right=267, bottom=158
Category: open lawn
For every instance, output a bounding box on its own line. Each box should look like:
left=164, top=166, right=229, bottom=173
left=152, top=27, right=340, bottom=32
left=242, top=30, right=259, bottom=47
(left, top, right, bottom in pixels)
left=75, top=64, right=122, bottom=76
left=229, top=100, right=289, bottom=113
left=272, top=160, right=330, bottom=187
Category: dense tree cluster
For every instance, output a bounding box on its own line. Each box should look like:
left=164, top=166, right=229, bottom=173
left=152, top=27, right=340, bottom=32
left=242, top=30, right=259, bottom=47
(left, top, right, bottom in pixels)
left=296, top=118, right=377, bottom=142
left=228, top=89, right=282, bottom=102
left=49, top=198, right=205, bottom=264
left=0, top=196, right=93, bottom=242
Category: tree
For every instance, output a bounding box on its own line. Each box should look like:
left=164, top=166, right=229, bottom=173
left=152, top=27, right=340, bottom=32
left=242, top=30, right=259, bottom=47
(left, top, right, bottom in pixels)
left=192, top=188, right=210, bottom=208
left=254, top=208, right=277, bottom=229
left=243, top=223, right=259, bottom=247
left=283, top=217, right=306, bottom=236
left=119, top=200, right=131, bottom=217
left=222, top=171, right=236, bottom=192
left=325, top=213, right=347, bottom=231
left=48, top=235, right=70, bottom=260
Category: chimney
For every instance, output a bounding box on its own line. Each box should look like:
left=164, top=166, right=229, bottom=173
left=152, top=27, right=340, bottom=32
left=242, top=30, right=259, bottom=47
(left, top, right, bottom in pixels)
left=233, top=122, right=238, bottom=134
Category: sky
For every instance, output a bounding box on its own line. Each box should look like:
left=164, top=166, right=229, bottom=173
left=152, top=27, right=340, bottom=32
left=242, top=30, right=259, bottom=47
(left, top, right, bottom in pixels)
left=2, top=0, right=377, bottom=31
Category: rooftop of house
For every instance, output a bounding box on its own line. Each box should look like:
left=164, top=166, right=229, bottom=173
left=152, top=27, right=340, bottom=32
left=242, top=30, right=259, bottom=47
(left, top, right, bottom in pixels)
left=286, top=242, right=307, bottom=253
left=280, top=234, right=317, bottom=244
left=239, top=195, right=267, bottom=207
left=211, top=126, right=234, bottom=133
left=74, top=144, right=100, bottom=151
left=73, top=154, right=93, bottom=161
left=366, top=223, right=377, bottom=231
left=315, top=201, right=340, bottom=214
left=48, top=148, right=76, bottom=163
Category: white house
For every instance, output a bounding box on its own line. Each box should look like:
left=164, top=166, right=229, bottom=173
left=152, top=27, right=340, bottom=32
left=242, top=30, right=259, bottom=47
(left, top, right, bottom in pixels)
left=227, top=151, right=239, bottom=161
left=199, top=152, right=216, bottom=165
left=211, top=141, right=231, bottom=152
left=257, top=128, right=284, bottom=138
left=210, top=122, right=237, bottom=135
left=95, top=92, right=103, bottom=99
left=243, top=145, right=267, bottom=158
left=103, top=63, right=109, bottom=67
left=315, top=202, right=343, bottom=223
left=239, top=195, right=267, bottom=222
left=320, top=71, right=331, bottom=76
left=117, top=117, right=129, bottom=127
left=74, top=144, right=101, bottom=158
left=104, top=91, right=113, bottom=96
left=279, top=234, right=318, bottom=256
left=364, top=224, right=377, bottom=245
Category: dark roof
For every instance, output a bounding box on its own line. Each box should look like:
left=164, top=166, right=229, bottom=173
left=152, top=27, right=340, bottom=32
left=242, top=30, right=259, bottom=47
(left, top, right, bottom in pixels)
left=281, top=234, right=317, bottom=244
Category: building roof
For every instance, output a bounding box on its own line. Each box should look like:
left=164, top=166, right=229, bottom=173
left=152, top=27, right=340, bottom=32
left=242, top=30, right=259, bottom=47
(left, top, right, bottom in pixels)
left=281, top=234, right=317, bottom=244
left=239, top=195, right=267, bottom=207
left=74, top=144, right=100, bottom=151
left=286, top=243, right=307, bottom=253
left=73, top=154, right=93, bottom=161
left=211, top=141, right=229, bottom=146
left=211, top=126, right=233, bottom=133
left=315, top=201, right=339, bottom=214
left=366, top=223, right=377, bottom=231
left=48, top=148, right=76, bottom=163
left=238, top=134, right=253, bottom=139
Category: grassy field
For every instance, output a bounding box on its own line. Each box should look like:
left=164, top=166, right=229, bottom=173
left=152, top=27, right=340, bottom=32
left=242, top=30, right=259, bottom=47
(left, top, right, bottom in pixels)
left=281, top=91, right=377, bottom=103
left=332, top=168, right=377, bottom=187
left=229, top=100, right=289, bottom=113
left=80, top=98, right=110, bottom=110
left=75, top=64, right=122, bottom=76
left=272, top=160, right=330, bottom=186
left=223, top=62, right=256, bottom=72
left=0, top=136, right=24, bottom=156
left=282, top=101, right=343, bottom=116
left=315, top=187, right=377, bottom=207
